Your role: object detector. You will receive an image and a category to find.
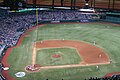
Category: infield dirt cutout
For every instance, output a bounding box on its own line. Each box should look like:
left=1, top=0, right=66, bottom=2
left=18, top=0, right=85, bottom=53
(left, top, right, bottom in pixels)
left=26, top=40, right=110, bottom=72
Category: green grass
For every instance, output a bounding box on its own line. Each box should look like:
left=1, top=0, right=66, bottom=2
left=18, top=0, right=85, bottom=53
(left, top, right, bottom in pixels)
left=36, top=48, right=81, bottom=66
left=8, top=22, right=120, bottom=80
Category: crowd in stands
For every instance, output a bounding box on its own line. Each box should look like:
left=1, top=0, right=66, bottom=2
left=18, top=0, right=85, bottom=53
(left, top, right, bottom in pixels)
left=85, top=74, right=120, bottom=80
left=0, top=10, right=36, bottom=47
left=0, top=8, right=100, bottom=80
left=38, top=10, right=98, bottom=21
left=0, top=9, right=99, bottom=47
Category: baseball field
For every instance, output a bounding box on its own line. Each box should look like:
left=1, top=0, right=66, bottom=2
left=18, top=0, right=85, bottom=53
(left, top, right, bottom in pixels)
left=3, top=22, right=120, bottom=80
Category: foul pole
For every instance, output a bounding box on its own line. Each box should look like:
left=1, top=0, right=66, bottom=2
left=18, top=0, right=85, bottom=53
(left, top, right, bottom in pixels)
left=32, top=7, right=39, bottom=68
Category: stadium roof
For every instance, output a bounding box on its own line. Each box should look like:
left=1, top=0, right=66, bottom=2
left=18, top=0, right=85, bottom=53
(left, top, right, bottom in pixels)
left=26, top=0, right=120, bottom=10
left=0, top=0, right=120, bottom=10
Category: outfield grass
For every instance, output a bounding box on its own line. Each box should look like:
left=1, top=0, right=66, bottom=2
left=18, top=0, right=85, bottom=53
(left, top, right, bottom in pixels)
left=8, top=22, right=120, bottom=80
left=36, top=48, right=81, bottom=66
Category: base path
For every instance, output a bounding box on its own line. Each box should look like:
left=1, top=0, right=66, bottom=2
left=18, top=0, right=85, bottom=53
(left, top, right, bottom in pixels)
left=32, top=40, right=110, bottom=69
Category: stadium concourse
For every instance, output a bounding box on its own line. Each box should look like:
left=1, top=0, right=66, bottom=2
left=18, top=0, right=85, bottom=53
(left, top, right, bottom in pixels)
left=0, top=7, right=120, bottom=80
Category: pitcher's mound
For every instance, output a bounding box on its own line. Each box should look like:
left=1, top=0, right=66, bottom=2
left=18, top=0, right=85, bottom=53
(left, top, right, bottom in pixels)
left=52, top=54, right=61, bottom=58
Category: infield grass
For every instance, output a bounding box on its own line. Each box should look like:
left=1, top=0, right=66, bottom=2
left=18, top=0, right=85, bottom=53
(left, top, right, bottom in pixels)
left=8, top=22, right=120, bottom=80
left=36, top=48, right=81, bottom=66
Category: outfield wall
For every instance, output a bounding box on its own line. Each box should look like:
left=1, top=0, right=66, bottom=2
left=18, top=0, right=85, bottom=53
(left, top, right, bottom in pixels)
left=39, top=19, right=100, bottom=24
